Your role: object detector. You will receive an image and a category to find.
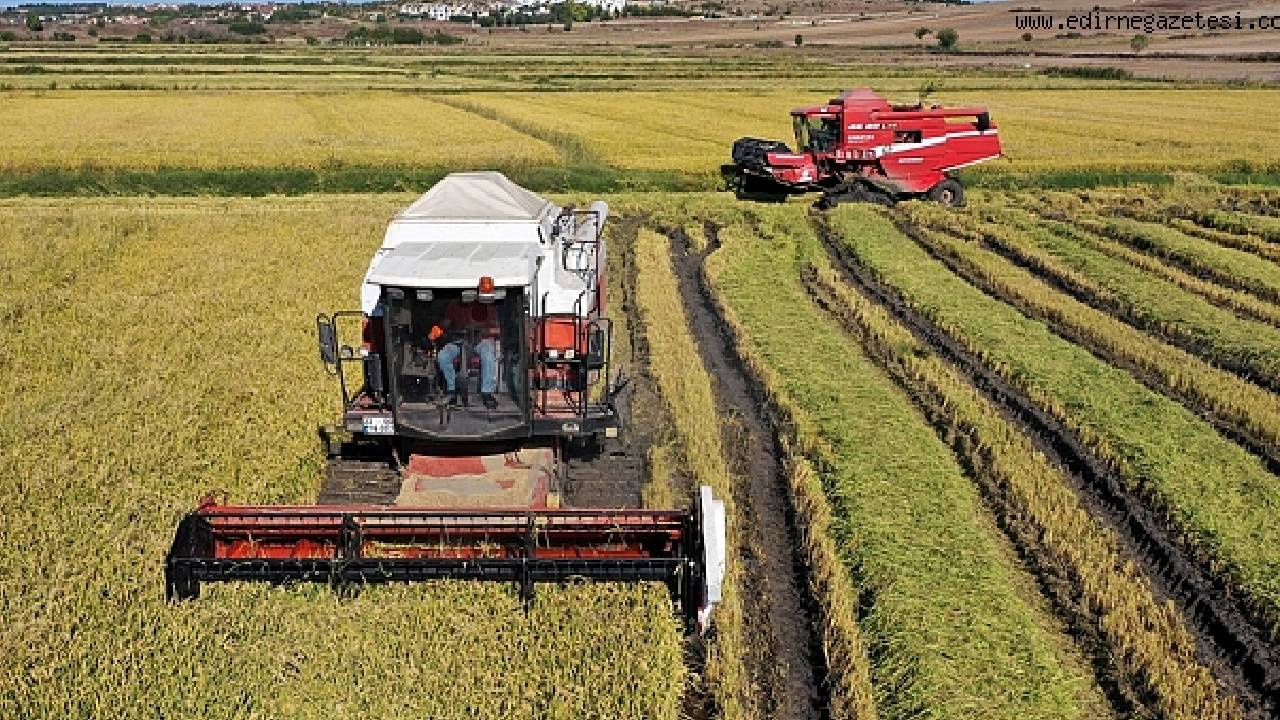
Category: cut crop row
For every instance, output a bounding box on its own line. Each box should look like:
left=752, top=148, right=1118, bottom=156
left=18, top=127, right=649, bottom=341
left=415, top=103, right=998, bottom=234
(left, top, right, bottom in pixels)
left=631, top=225, right=754, bottom=720
left=957, top=203, right=1280, bottom=392
left=1163, top=216, right=1280, bottom=265
left=825, top=205, right=1280, bottom=655
left=1023, top=193, right=1280, bottom=327
left=900, top=201, right=1280, bottom=469
left=1036, top=191, right=1280, bottom=266
left=1073, top=213, right=1280, bottom=306
left=1168, top=208, right=1280, bottom=247
left=802, top=220, right=1237, bottom=720
left=698, top=203, right=1109, bottom=720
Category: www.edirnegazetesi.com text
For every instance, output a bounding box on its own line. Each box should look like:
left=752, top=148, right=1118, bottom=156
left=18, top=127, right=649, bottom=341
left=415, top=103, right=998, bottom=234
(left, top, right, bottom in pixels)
left=1014, top=10, right=1279, bottom=33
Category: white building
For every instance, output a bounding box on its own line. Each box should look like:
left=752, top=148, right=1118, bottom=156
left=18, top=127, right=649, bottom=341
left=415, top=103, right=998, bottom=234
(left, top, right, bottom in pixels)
left=580, top=0, right=624, bottom=12
left=401, top=2, right=467, bottom=20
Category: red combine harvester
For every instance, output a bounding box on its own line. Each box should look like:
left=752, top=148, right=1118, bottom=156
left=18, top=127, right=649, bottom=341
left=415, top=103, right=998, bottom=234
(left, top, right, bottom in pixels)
left=166, top=173, right=727, bottom=630
left=727, top=88, right=1002, bottom=207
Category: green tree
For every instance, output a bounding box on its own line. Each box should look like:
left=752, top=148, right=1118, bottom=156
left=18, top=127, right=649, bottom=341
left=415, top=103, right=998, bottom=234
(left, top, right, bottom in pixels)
left=914, top=26, right=930, bottom=41
left=1021, top=32, right=1033, bottom=42
left=1130, top=33, right=1149, bottom=53
left=793, top=33, right=803, bottom=46
left=936, top=27, right=958, bottom=51
left=25, top=13, right=43, bottom=32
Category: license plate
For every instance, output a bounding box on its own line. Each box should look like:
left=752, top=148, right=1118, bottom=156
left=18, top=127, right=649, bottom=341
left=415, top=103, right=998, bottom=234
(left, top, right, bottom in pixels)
left=362, top=416, right=394, bottom=435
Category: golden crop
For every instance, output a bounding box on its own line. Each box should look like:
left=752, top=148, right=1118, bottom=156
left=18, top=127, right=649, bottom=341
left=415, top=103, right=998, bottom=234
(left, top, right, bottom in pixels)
left=461, top=88, right=1280, bottom=175
left=0, top=93, right=558, bottom=170
left=0, top=196, right=684, bottom=719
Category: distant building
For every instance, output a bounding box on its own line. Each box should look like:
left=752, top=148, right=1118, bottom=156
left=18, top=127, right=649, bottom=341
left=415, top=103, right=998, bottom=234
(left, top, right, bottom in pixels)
left=580, top=0, right=623, bottom=12
left=400, top=2, right=468, bottom=20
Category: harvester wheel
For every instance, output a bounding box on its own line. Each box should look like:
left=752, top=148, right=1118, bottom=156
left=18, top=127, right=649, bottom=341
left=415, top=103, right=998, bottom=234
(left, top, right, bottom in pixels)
left=928, top=178, right=965, bottom=207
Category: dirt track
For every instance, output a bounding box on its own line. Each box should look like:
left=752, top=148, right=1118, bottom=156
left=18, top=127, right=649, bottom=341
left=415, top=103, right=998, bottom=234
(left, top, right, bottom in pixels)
left=670, top=225, right=829, bottom=720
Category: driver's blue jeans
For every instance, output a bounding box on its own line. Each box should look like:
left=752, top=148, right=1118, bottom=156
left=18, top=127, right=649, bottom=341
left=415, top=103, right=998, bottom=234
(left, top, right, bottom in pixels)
left=438, top=339, right=498, bottom=394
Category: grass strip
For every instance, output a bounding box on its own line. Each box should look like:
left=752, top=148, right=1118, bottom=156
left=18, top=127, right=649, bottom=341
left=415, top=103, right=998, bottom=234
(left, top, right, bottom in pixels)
left=902, top=202, right=1280, bottom=464
left=966, top=168, right=1177, bottom=191
left=0, top=164, right=717, bottom=197
left=1077, top=213, right=1280, bottom=305
left=828, top=204, right=1280, bottom=641
left=703, top=204, right=1103, bottom=720
left=967, top=205, right=1280, bottom=390
left=803, top=248, right=1236, bottom=720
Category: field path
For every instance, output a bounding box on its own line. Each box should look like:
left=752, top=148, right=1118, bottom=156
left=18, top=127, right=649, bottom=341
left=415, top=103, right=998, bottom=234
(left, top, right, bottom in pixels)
left=669, top=225, right=828, bottom=720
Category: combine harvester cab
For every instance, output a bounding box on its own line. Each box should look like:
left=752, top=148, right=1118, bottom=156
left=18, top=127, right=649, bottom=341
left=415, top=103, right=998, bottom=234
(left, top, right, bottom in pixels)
left=166, top=172, right=727, bottom=630
left=729, top=87, right=1002, bottom=207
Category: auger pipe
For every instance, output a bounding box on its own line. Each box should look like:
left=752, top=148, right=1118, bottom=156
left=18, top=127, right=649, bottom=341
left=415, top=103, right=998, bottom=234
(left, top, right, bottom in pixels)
left=164, top=486, right=727, bottom=631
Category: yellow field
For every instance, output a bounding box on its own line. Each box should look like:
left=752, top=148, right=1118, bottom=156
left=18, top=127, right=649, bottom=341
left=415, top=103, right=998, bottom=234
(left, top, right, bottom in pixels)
left=941, top=89, right=1280, bottom=172
left=0, top=92, right=558, bottom=170
left=0, top=196, right=684, bottom=719
left=463, top=88, right=1280, bottom=174
left=3, top=85, right=1273, bottom=176
left=462, top=90, right=812, bottom=172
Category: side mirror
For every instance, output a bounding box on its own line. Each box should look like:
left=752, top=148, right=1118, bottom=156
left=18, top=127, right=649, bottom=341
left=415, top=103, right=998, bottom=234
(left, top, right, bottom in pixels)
left=317, top=316, right=338, bottom=366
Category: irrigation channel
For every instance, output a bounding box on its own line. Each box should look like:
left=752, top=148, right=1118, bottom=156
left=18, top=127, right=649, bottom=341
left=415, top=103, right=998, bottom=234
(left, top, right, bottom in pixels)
left=811, top=212, right=1280, bottom=719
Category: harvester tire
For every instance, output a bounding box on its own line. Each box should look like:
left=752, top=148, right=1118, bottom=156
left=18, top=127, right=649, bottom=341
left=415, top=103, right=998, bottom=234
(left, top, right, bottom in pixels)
left=928, top=178, right=965, bottom=207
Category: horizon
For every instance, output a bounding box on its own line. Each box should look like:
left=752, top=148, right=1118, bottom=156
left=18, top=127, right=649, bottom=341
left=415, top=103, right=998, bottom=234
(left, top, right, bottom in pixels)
left=0, top=0, right=1008, bottom=11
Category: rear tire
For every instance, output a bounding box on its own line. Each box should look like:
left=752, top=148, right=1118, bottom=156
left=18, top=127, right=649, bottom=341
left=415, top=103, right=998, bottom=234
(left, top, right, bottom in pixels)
left=928, top=178, right=965, bottom=207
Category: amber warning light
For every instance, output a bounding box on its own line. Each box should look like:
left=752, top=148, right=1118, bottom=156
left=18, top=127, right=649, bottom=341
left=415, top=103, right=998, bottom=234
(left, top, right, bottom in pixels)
left=477, top=275, right=504, bottom=302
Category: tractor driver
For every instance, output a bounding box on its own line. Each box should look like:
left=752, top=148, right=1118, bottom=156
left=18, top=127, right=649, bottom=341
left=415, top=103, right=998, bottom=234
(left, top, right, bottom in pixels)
left=429, top=298, right=500, bottom=409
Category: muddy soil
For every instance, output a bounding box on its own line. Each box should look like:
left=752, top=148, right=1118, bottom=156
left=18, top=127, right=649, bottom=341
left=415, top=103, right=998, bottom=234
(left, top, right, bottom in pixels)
left=669, top=226, right=829, bottom=720
left=814, top=215, right=1279, bottom=718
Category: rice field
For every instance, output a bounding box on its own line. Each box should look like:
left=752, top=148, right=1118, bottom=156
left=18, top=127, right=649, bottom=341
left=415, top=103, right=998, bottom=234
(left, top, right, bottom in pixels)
left=0, top=197, right=684, bottom=719
left=5, top=48, right=1280, bottom=720
left=0, top=93, right=558, bottom=170
left=460, top=88, right=1280, bottom=177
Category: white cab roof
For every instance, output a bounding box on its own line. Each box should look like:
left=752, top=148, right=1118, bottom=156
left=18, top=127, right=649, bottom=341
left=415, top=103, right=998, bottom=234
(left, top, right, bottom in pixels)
left=365, top=241, right=539, bottom=289
left=396, top=171, right=555, bottom=223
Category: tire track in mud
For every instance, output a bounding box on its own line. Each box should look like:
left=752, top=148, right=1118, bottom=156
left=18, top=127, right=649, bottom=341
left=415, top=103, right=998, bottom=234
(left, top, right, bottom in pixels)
left=666, top=224, right=830, bottom=720
left=891, top=216, right=1280, bottom=479
left=991, top=211, right=1280, bottom=396
left=564, top=214, right=656, bottom=510
left=603, top=215, right=711, bottom=718
left=812, top=215, right=1280, bottom=719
